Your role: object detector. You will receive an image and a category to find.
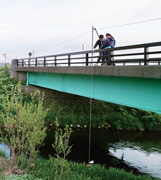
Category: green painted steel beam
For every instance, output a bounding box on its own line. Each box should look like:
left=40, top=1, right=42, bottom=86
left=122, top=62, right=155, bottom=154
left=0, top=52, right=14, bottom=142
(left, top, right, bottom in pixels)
left=27, top=72, right=161, bottom=114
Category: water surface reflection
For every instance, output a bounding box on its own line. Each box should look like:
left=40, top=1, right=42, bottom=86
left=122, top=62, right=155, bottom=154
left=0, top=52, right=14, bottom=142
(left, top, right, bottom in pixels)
left=109, top=142, right=161, bottom=179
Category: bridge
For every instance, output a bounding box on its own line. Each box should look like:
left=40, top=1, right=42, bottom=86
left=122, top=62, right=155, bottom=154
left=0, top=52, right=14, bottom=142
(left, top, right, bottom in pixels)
left=11, top=41, right=161, bottom=114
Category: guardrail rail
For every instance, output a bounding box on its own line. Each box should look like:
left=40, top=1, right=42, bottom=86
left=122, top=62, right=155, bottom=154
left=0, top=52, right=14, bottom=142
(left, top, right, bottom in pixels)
left=16, top=41, right=161, bottom=67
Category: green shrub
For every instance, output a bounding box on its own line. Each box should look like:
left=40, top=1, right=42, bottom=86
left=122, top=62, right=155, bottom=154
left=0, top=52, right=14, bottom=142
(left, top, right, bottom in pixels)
left=5, top=174, right=42, bottom=180
left=30, top=158, right=157, bottom=180
left=0, top=84, right=47, bottom=170
left=0, top=150, right=6, bottom=158
left=45, top=99, right=161, bottom=131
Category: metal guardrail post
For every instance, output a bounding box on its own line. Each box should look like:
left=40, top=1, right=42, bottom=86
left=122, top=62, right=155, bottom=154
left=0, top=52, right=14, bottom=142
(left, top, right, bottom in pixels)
left=109, top=50, right=112, bottom=65
left=86, top=53, right=89, bottom=66
left=28, top=59, right=30, bottom=67
left=22, top=60, right=24, bottom=67
left=54, top=56, right=57, bottom=66
left=35, top=58, right=37, bottom=67
left=144, top=47, right=149, bottom=66
left=68, top=55, right=70, bottom=66
left=44, top=57, right=46, bottom=66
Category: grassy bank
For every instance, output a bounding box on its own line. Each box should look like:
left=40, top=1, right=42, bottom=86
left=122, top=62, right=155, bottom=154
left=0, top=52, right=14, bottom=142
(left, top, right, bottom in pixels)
left=1, top=157, right=158, bottom=180
left=30, top=157, right=159, bottom=180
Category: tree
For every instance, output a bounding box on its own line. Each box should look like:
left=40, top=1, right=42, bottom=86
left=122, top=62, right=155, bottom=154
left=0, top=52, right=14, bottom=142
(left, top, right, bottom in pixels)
left=0, top=83, right=47, bottom=171
left=52, top=125, right=72, bottom=180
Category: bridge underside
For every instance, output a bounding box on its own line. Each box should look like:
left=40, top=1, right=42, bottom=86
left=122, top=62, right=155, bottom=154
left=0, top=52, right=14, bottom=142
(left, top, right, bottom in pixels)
left=27, top=72, right=161, bottom=114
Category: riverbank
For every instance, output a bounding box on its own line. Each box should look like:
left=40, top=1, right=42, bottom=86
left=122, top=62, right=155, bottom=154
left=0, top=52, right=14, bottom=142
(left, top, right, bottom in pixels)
left=0, top=157, right=159, bottom=180
left=31, top=157, right=160, bottom=180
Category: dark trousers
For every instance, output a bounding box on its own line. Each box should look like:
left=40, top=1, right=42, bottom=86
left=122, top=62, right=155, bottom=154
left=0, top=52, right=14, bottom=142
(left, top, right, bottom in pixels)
left=103, top=51, right=110, bottom=65
left=97, top=52, right=104, bottom=63
left=102, top=51, right=115, bottom=66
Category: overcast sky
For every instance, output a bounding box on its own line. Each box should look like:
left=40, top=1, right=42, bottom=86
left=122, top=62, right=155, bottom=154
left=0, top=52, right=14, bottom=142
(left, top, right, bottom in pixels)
left=0, top=0, right=161, bottom=61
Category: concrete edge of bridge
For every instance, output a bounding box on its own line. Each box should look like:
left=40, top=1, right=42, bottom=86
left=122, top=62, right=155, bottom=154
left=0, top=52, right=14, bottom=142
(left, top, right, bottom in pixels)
left=12, top=65, right=161, bottom=79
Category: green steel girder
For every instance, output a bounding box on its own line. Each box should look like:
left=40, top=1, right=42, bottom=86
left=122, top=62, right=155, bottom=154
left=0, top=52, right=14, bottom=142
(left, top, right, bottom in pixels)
left=27, top=72, right=161, bottom=114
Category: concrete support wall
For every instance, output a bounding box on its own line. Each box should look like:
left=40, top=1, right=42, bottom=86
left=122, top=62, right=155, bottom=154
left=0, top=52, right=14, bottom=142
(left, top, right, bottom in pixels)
left=10, top=59, right=27, bottom=84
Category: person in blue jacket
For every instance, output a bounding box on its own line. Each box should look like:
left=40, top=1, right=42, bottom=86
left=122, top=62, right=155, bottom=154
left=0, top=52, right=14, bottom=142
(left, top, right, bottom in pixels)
left=101, top=33, right=116, bottom=66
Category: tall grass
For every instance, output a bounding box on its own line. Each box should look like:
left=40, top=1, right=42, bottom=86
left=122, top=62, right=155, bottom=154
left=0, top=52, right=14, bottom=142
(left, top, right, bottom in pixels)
left=31, top=158, right=158, bottom=180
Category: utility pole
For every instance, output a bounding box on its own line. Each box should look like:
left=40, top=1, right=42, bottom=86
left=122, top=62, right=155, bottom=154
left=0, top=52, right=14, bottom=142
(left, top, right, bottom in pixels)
left=93, top=28, right=99, bottom=38
left=91, top=26, right=94, bottom=66
left=81, top=44, right=85, bottom=65
left=3, top=53, right=7, bottom=67
left=92, top=26, right=94, bottom=51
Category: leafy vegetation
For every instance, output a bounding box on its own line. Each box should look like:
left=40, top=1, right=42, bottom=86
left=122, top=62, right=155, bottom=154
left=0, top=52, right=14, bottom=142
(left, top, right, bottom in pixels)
left=5, top=174, right=42, bottom=180
left=0, top=83, right=47, bottom=171
left=30, top=157, right=158, bottom=180
left=0, top=150, right=7, bottom=158
left=52, top=125, right=72, bottom=180
left=46, top=100, right=161, bottom=131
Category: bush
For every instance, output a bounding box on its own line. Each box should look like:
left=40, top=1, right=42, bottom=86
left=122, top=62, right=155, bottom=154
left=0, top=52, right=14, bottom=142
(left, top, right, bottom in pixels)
left=5, top=174, right=42, bottom=180
left=45, top=99, right=161, bottom=131
left=30, top=158, right=157, bottom=180
left=0, top=84, right=47, bottom=170
left=0, top=150, right=6, bottom=158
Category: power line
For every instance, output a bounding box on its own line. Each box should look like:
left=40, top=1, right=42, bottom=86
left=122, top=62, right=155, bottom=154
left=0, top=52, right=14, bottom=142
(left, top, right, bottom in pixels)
left=97, top=17, right=161, bottom=30
left=35, top=17, right=161, bottom=53
left=35, top=30, right=91, bottom=53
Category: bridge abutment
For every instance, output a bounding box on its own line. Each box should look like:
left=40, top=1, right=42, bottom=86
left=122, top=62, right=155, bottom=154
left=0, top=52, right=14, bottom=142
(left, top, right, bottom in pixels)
left=10, top=59, right=27, bottom=84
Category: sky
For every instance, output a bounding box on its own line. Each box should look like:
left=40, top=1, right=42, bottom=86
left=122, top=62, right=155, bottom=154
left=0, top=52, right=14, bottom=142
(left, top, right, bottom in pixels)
left=0, top=0, right=161, bottom=62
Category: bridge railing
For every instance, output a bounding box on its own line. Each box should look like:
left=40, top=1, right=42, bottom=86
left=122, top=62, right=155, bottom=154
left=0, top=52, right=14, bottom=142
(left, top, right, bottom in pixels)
left=16, top=41, right=161, bottom=67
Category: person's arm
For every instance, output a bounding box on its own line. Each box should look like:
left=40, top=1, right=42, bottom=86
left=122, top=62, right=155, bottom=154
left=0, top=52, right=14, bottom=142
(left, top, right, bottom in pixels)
left=101, top=39, right=110, bottom=49
left=94, top=40, right=99, bottom=48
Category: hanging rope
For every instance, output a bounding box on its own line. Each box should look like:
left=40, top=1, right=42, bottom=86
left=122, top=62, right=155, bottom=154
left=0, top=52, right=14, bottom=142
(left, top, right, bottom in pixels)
left=88, top=26, right=96, bottom=163
left=88, top=60, right=95, bottom=163
left=88, top=97, right=92, bottom=162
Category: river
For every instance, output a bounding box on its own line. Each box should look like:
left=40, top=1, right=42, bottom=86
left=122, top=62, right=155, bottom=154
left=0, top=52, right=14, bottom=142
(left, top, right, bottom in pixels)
left=39, top=127, right=161, bottom=179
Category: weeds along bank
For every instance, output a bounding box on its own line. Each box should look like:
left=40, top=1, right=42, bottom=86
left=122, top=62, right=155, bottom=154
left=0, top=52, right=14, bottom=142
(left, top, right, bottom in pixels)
left=1, top=157, right=158, bottom=180
left=29, top=158, right=159, bottom=180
